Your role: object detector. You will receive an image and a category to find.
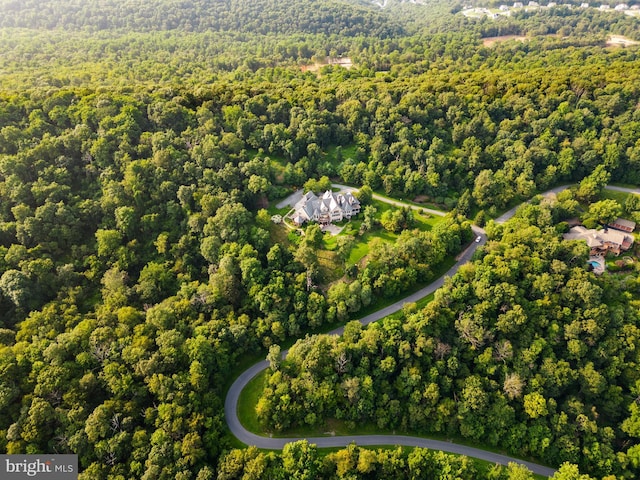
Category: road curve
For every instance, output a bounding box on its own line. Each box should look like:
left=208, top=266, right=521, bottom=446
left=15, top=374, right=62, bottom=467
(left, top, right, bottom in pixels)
left=225, top=184, right=640, bottom=478
left=494, top=184, right=639, bottom=224
left=605, top=185, right=640, bottom=195
left=225, top=228, right=555, bottom=477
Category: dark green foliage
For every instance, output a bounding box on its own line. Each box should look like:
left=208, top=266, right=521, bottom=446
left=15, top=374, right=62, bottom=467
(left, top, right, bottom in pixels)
left=0, top=1, right=639, bottom=478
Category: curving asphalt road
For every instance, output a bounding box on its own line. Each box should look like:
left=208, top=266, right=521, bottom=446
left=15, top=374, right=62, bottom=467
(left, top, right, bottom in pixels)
left=606, top=185, right=640, bottom=196
left=225, top=227, right=556, bottom=477
left=226, top=184, right=640, bottom=478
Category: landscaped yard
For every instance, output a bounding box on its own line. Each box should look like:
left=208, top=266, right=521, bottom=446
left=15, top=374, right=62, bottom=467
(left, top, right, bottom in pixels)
left=346, top=199, right=444, bottom=265
left=601, top=188, right=636, bottom=205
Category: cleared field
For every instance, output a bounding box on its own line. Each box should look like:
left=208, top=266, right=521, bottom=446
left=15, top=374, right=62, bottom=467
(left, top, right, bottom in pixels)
left=606, top=35, right=639, bottom=47
left=482, top=35, right=528, bottom=47
left=301, top=57, right=355, bottom=73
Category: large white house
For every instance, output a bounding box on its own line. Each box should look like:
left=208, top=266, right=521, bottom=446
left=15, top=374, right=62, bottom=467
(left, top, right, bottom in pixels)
left=291, top=190, right=361, bottom=226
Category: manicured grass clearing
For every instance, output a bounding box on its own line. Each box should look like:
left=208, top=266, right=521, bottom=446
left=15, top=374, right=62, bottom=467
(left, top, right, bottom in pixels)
left=601, top=188, right=636, bottom=206
left=317, top=249, right=343, bottom=283
left=265, top=151, right=289, bottom=168
left=347, top=199, right=443, bottom=264
left=237, top=370, right=268, bottom=435
left=322, top=232, right=338, bottom=251
left=374, top=190, right=447, bottom=212
left=323, top=144, right=357, bottom=165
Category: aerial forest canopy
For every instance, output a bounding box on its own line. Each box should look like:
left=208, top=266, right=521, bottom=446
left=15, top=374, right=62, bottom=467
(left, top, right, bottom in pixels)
left=0, top=0, right=640, bottom=478
left=257, top=203, right=640, bottom=477
left=0, top=0, right=404, bottom=36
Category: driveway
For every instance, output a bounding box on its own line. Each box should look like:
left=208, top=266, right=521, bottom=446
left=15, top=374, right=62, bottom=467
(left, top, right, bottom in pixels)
left=332, top=183, right=447, bottom=217
left=276, top=189, right=303, bottom=209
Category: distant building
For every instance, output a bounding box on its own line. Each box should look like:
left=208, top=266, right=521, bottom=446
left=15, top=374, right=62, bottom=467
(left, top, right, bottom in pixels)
left=599, top=4, right=610, bottom=10
left=528, top=1, right=540, bottom=6
left=500, top=4, right=510, bottom=10
left=614, top=3, right=629, bottom=10
left=608, top=217, right=636, bottom=233
left=547, top=2, right=557, bottom=6
left=563, top=226, right=634, bottom=256
left=580, top=2, right=589, bottom=7
left=291, top=190, right=361, bottom=226
left=513, top=2, right=524, bottom=7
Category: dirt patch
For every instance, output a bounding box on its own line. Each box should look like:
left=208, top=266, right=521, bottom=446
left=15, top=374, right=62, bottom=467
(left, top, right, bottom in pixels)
left=300, top=57, right=354, bottom=73
left=482, top=35, right=528, bottom=47
left=606, top=35, right=639, bottom=47
left=413, top=195, right=431, bottom=203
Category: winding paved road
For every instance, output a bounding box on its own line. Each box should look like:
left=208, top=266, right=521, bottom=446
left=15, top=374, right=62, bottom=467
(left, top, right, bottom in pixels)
left=226, top=185, right=640, bottom=478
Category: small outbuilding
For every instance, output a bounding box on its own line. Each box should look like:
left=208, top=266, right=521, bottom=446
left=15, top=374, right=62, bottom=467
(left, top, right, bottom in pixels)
left=608, top=217, right=636, bottom=233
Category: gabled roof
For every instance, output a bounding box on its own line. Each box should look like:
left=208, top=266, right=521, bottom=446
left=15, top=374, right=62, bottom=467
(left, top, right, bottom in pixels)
left=609, top=217, right=636, bottom=232
left=291, top=189, right=360, bottom=225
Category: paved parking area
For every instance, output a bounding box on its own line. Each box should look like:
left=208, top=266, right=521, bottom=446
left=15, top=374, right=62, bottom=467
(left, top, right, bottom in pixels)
left=275, top=189, right=303, bottom=209
left=321, top=224, right=344, bottom=236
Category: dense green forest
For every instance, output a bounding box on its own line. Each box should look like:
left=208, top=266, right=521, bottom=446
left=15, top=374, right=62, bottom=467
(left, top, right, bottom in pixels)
left=1, top=0, right=640, bottom=478
left=0, top=0, right=404, bottom=36
left=257, top=196, right=640, bottom=477
left=216, top=441, right=592, bottom=480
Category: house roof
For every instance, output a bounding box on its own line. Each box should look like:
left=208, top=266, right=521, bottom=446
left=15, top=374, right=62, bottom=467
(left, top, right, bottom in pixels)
left=291, top=189, right=360, bottom=225
left=563, top=226, right=634, bottom=249
left=609, top=217, right=636, bottom=232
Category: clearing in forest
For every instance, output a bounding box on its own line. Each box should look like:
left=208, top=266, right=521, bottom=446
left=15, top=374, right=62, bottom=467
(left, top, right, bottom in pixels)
left=300, top=57, right=355, bottom=73
left=606, top=35, right=639, bottom=47
left=482, top=35, right=528, bottom=47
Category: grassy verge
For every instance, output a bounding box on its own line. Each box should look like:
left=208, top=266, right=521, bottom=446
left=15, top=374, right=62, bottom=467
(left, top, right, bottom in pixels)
left=601, top=188, right=637, bottom=205
left=237, top=370, right=268, bottom=435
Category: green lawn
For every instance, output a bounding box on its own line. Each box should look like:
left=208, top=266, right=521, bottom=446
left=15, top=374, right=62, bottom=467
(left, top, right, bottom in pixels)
left=323, top=232, right=338, bottom=251
left=317, top=198, right=445, bottom=266
left=601, top=188, right=638, bottom=206
left=367, top=185, right=450, bottom=210
left=323, top=144, right=358, bottom=165
left=348, top=228, right=396, bottom=264
left=237, top=370, right=268, bottom=435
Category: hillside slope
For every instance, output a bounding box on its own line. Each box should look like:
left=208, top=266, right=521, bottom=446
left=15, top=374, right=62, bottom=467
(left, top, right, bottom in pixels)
left=0, top=0, right=404, bottom=37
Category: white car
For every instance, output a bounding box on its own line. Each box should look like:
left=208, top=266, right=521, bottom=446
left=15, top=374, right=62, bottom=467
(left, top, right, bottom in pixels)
left=475, top=236, right=482, bottom=243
